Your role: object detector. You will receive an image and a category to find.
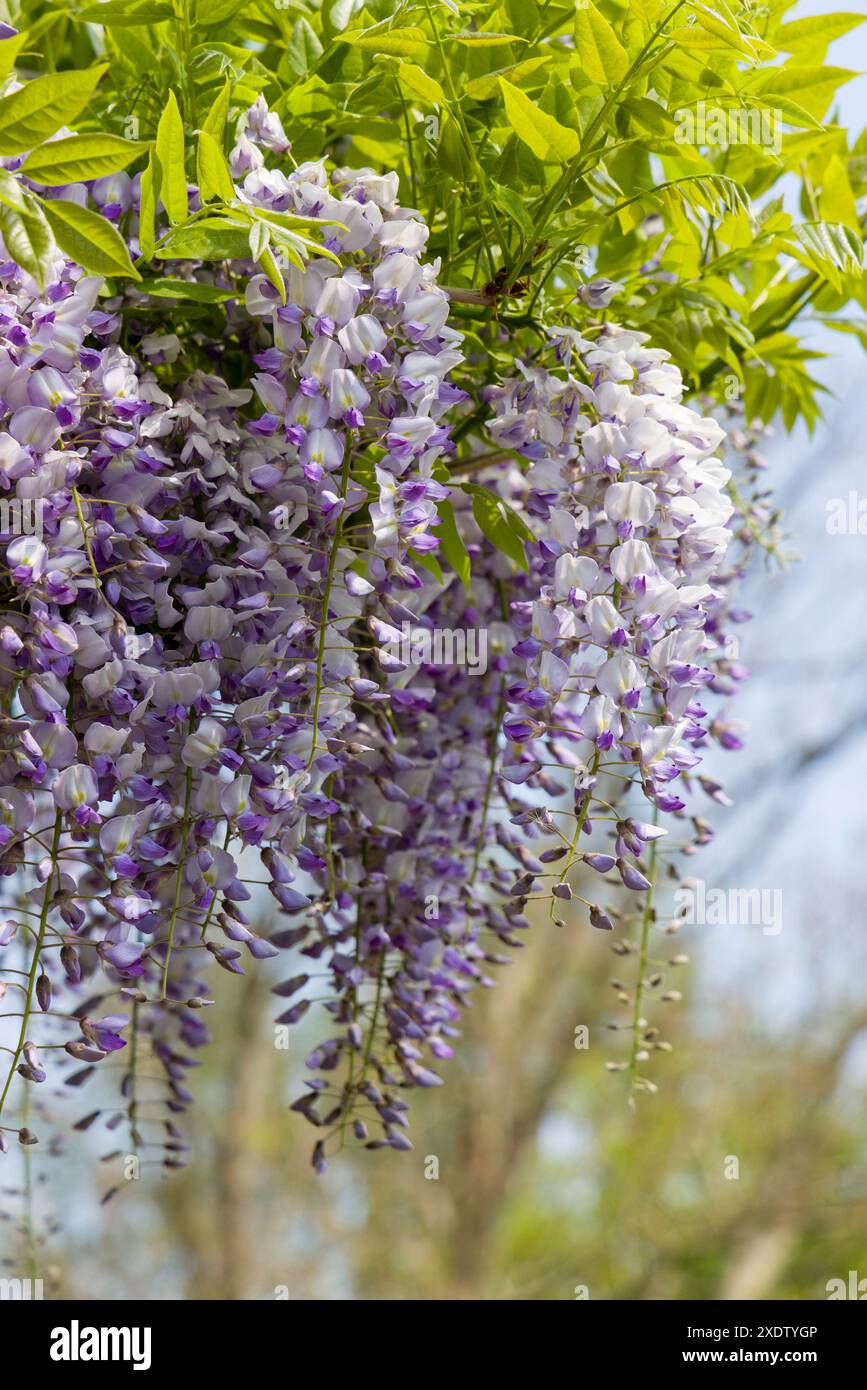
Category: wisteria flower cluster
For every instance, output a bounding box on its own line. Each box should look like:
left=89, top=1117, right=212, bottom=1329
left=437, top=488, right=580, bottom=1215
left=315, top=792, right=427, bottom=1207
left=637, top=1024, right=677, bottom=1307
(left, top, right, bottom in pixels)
left=0, top=96, right=754, bottom=1172
left=484, top=328, right=747, bottom=898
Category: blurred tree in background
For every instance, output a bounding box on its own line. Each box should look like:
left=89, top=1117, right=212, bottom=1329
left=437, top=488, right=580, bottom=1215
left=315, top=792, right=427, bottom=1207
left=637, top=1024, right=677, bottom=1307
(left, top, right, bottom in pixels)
left=11, top=888, right=863, bottom=1301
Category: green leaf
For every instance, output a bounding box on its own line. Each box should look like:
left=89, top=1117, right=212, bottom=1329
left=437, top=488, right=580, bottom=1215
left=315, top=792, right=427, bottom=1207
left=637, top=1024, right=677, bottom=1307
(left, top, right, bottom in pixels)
left=620, top=96, right=674, bottom=136
left=629, top=0, right=662, bottom=23
left=655, top=173, right=752, bottom=222
left=155, top=90, right=188, bottom=225
left=323, top=0, right=357, bottom=38
left=0, top=168, right=29, bottom=213
left=138, top=150, right=160, bottom=262
left=818, top=155, right=859, bottom=233
left=434, top=499, right=471, bottom=590
left=155, top=220, right=251, bottom=260
left=139, top=277, right=236, bottom=302
left=197, top=130, right=235, bottom=203
left=285, top=17, right=324, bottom=78
left=258, top=244, right=286, bottom=304
left=687, top=3, right=759, bottom=58
left=0, top=204, right=55, bottom=289
left=499, top=77, right=580, bottom=164
left=346, top=26, right=428, bottom=57
left=748, top=66, right=857, bottom=123
left=0, top=33, right=27, bottom=81
left=464, top=484, right=531, bottom=572
left=669, top=25, right=745, bottom=54
left=491, top=181, right=535, bottom=239
left=755, top=94, right=824, bottom=132
left=451, top=32, right=526, bottom=47
left=397, top=61, right=444, bottom=106
left=818, top=316, right=867, bottom=353
left=411, top=549, right=444, bottom=584
left=21, top=134, right=150, bottom=186
left=574, top=2, right=629, bottom=86
left=0, top=175, right=54, bottom=289
left=777, top=13, right=866, bottom=62
left=194, top=0, right=247, bottom=24
left=437, top=113, right=472, bottom=180
left=790, top=220, right=863, bottom=291
left=202, top=80, right=231, bottom=142
left=40, top=197, right=142, bottom=279
left=464, top=55, right=552, bottom=101
left=79, top=1, right=175, bottom=23
left=244, top=205, right=343, bottom=235
left=248, top=219, right=270, bottom=261
left=505, top=0, right=540, bottom=28
left=0, top=67, right=108, bottom=156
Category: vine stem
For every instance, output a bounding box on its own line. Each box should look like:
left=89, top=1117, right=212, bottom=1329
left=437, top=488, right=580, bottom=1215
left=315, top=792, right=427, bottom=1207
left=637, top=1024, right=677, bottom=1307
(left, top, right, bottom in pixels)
left=21, top=1084, right=37, bottom=1280
left=515, top=0, right=692, bottom=288
left=419, top=0, right=506, bottom=266
left=127, top=999, right=141, bottom=1151
left=306, top=446, right=352, bottom=770
left=340, top=877, right=390, bottom=1150
left=159, top=730, right=194, bottom=1001
left=400, top=88, right=418, bottom=208
left=360, top=947, right=387, bottom=1079
left=0, top=811, right=62, bottom=1122
left=72, top=486, right=123, bottom=621
left=470, top=578, right=510, bottom=882
left=470, top=675, right=508, bottom=885
left=550, top=749, right=600, bottom=919
left=626, top=830, right=659, bottom=1105
left=199, top=824, right=232, bottom=943
left=339, top=844, right=367, bottom=1149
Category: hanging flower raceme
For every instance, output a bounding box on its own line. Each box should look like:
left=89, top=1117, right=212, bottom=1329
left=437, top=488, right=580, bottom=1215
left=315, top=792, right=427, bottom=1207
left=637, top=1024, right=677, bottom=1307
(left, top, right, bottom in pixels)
left=286, top=509, right=535, bottom=1158
left=0, top=102, right=472, bottom=1165
left=373, top=327, right=762, bottom=1099
left=480, top=326, right=749, bottom=923
left=0, top=93, right=768, bottom=1172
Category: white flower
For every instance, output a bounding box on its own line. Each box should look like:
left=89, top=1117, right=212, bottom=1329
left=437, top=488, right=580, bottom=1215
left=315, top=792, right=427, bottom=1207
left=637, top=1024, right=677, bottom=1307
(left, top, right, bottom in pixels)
left=604, top=481, right=656, bottom=526
left=539, top=650, right=569, bottom=696
left=610, top=539, right=655, bottom=584
left=595, top=654, right=641, bottom=700
left=182, top=718, right=225, bottom=768
left=184, top=606, right=234, bottom=644
left=54, top=763, right=98, bottom=810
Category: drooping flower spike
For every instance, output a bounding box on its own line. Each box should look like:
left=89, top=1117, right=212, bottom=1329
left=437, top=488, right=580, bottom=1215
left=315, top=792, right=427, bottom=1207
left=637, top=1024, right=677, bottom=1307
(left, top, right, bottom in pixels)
left=0, top=97, right=758, bottom=1171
